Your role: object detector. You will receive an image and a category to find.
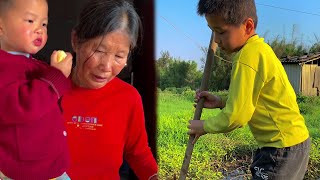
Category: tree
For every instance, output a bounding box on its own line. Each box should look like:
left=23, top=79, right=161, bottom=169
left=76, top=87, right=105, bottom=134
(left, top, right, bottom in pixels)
left=267, top=25, right=308, bottom=58
left=309, top=34, right=320, bottom=53
left=199, top=47, right=232, bottom=91
left=155, top=51, right=173, bottom=89
left=157, top=51, right=172, bottom=70
left=309, top=43, right=320, bottom=53
left=162, top=60, right=201, bottom=89
left=156, top=51, right=202, bottom=90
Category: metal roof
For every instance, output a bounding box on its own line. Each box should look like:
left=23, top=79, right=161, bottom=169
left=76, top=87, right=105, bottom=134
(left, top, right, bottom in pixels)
left=280, top=52, right=320, bottom=64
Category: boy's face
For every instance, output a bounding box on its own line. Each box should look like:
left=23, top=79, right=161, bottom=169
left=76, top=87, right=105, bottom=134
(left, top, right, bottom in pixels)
left=0, top=0, right=48, bottom=54
left=206, top=15, right=248, bottom=54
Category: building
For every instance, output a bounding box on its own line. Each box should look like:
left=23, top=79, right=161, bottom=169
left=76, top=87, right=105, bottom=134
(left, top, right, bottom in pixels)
left=281, top=52, right=320, bottom=96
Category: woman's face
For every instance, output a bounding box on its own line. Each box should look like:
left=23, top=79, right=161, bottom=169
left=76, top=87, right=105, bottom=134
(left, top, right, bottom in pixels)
left=72, top=30, right=130, bottom=89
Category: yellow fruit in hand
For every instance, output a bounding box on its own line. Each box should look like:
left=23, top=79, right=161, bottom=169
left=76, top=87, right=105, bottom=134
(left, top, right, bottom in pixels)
left=57, top=50, right=67, bottom=62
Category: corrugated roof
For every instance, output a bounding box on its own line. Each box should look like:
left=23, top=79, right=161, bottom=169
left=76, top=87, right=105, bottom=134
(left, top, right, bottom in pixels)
left=280, top=52, right=320, bottom=64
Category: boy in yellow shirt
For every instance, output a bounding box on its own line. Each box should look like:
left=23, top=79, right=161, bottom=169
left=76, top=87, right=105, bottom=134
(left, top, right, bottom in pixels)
left=188, top=0, right=310, bottom=179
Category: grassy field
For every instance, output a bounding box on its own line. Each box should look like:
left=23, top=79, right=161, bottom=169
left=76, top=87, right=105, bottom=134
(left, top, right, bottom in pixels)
left=157, top=89, right=320, bottom=179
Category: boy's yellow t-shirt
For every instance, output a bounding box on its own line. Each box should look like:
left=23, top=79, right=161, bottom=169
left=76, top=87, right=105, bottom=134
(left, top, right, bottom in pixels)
left=204, top=35, right=309, bottom=148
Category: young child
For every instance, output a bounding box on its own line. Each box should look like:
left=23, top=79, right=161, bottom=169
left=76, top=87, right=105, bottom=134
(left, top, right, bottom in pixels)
left=188, top=0, right=310, bottom=179
left=0, top=0, right=72, bottom=179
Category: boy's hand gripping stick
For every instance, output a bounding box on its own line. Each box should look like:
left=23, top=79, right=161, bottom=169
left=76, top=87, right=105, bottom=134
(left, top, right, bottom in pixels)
left=179, top=31, right=217, bottom=180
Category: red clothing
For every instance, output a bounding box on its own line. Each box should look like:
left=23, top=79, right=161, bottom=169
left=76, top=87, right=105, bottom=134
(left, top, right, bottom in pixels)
left=62, top=77, right=158, bottom=180
left=0, top=50, right=71, bottom=179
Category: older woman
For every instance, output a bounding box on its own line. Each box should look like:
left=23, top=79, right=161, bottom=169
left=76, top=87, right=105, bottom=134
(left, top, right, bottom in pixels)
left=61, top=0, right=158, bottom=179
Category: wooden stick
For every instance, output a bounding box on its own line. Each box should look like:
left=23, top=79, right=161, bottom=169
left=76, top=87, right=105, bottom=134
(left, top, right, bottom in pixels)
left=179, top=31, right=217, bottom=180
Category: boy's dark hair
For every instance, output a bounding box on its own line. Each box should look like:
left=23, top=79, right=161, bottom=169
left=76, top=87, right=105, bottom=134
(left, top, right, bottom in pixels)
left=74, top=0, right=142, bottom=50
left=197, top=0, right=258, bottom=28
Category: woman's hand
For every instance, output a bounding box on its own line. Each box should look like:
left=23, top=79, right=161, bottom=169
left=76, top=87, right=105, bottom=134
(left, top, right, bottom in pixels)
left=194, top=90, right=224, bottom=109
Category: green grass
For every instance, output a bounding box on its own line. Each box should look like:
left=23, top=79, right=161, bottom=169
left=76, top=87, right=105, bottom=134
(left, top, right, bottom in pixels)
left=157, top=91, right=320, bottom=179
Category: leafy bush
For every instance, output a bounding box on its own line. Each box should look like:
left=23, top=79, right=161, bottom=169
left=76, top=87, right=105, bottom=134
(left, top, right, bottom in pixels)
left=297, top=94, right=320, bottom=115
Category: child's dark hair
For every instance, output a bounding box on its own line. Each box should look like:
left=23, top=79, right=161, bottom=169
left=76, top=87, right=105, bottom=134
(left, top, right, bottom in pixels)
left=197, top=0, right=258, bottom=28
left=0, top=0, right=48, bottom=16
left=74, top=0, right=142, bottom=50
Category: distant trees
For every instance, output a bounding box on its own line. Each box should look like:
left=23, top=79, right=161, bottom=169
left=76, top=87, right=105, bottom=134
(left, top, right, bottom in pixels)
left=309, top=35, right=320, bottom=53
left=268, top=36, right=308, bottom=58
left=156, top=33, right=320, bottom=91
left=156, top=51, right=202, bottom=90
left=310, top=43, right=320, bottom=53
left=199, top=47, right=232, bottom=91
left=156, top=49, right=232, bottom=91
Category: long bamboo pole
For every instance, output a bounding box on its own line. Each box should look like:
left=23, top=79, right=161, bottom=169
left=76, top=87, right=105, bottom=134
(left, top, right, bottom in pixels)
left=179, top=31, right=217, bottom=180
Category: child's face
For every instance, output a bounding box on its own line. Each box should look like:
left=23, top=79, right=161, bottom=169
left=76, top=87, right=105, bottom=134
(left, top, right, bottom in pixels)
left=206, top=15, right=248, bottom=54
left=0, top=0, right=48, bottom=54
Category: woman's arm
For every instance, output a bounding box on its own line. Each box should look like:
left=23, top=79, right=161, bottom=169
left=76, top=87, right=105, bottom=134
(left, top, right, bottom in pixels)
left=123, top=92, right=158, bottom=180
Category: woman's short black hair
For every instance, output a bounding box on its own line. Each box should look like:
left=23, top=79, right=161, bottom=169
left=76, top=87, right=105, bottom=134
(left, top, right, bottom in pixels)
left=74, top=0, right=142, bottom=50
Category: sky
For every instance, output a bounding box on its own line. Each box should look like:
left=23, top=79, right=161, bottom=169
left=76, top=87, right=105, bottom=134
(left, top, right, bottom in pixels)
left=155, top=0, right=320, bottom=65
